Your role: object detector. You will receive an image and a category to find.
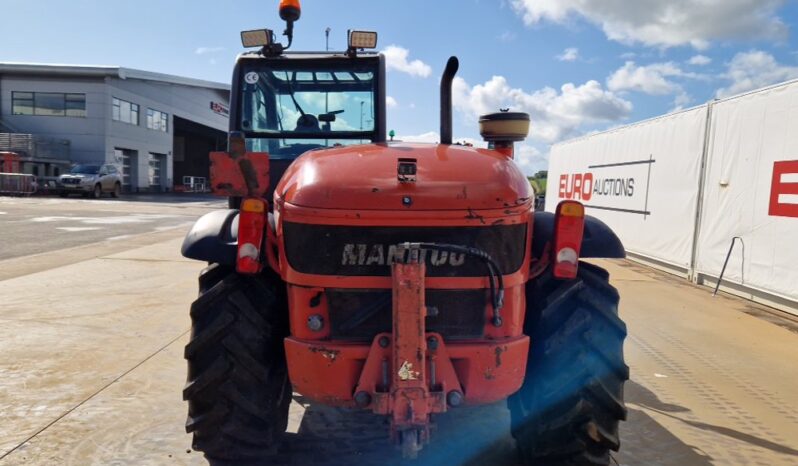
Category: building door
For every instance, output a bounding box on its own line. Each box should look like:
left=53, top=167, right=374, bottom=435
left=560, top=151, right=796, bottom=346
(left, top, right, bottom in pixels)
left=148, top=152, right=165, bottom=192
left=115, top=148, right=138, bottom=193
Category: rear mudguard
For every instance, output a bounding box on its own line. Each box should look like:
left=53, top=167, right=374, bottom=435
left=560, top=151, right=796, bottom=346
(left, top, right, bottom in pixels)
left=181, top=209, right=239, bottom=266
left=532, top=212, right=625, bottom=259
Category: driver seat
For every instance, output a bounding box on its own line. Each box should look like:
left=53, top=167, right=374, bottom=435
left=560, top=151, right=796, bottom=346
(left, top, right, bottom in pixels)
left=295, top=114, right=320, bottom=132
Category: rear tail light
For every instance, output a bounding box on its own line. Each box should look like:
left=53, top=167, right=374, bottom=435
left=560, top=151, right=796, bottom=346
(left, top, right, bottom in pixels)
left=237, top=197, right=267, bottom=274
left=552, top=200, right=585, bottom=279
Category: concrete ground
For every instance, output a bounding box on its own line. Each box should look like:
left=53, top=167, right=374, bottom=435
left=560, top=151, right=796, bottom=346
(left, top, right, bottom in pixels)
left=0, top=194, right=224, bottom=262
left=1, top=197, right=797, bottom=465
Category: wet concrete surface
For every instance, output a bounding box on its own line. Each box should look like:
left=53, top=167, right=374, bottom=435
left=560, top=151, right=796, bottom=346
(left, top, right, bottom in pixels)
left=0, top=195, right=225, bottom=261
left=1, top=198, right=798, bottom=465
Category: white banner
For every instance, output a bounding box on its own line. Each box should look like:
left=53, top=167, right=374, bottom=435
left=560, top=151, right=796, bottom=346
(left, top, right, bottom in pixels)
left=695, top=82, right=798, bottom=302
left=546, top=106, right=708, bottom=269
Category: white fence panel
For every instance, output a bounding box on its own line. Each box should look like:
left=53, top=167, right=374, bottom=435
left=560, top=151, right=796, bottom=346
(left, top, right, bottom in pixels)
left=545, top=106, right=708, bottom=270
left=695, top=82, right=798, bottom=302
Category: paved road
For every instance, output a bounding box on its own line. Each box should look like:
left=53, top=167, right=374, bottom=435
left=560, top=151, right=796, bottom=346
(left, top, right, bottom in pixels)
left=0, top=194, right=224, bottom=262
left=1, top=197, right=797, bottom=466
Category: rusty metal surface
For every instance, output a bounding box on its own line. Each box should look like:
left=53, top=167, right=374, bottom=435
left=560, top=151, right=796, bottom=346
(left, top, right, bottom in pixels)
left=274, top=142, right=533, bottom=212
left=390, top=256, right=432, bottom=444
left=208, top=151, right=270, bottom=198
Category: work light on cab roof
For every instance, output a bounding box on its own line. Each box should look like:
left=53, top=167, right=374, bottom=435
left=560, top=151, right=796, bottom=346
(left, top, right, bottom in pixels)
left=240, top=0, right=377, bottom=57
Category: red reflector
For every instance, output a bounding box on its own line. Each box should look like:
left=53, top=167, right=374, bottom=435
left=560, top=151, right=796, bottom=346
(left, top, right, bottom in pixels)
left=237, top=197, right=267, bottom=274
left=553, top=200, right=585, bottom=279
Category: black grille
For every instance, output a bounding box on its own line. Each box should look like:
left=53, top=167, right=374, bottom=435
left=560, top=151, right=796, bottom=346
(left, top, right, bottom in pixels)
left=283, top=222, right=527, bottom=277
left=327, top=289, right=486, bottom=341
left=62, top=178, right=81, bottom=184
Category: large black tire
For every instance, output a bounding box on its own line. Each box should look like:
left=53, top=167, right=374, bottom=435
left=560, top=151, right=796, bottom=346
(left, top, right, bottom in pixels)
left=509, top=261, right=629, bottom=466
left=184, top=264, right=291, bottom=461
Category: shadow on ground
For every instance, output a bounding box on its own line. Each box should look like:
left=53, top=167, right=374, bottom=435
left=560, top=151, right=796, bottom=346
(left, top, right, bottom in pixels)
left=203, top=380, right=744, bottom=466
left=621, top=380, right=798, bottom=464
left=618, top=380, right=714, bottom=466
left=209, top=396, right=519, bottom=466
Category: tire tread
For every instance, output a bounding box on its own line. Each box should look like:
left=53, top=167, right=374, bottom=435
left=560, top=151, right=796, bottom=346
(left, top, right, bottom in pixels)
left=509, top=262, right=628, bottom=466
left=184, top=266, right=290, bottom=461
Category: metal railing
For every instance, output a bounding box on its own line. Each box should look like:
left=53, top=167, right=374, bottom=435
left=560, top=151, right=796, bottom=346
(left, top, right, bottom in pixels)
left=0, top=133, right=70, bottom=160
left=713, top=236, right=745, bottom=296
left=182, top=176, right=208, bottom=192
left=0, top=173, right=37, bottom=195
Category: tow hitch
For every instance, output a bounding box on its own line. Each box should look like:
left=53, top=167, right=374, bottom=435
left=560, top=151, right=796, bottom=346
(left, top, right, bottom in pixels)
left=391, top=243, right=434, bottom=458
left=351, top=243, right=464, bottom=458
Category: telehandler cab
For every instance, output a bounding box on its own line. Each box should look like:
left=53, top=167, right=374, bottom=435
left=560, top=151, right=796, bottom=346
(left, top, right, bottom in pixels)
left=182, top=1, right=629, bottom=463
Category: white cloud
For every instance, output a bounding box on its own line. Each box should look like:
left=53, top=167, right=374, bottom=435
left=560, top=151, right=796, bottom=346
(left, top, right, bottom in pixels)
left=401, top=131, right=440, bottom=143
left=671, top=92, right=693, bottom=112
left=398, top=132, right=483, bottom=147
left=608, top=61, right=685, bottom=95
left=515, top=144, right=549, bottom=175
left=687, top=54, right=712, bottom=66
left=393, top=131, right=547, bottom=175
left=195, top=46, right=225, bottom=55
left=557, top=47, right=579, bottom=62
left=381, top=45, right=432, bottom=78
left=453, top=75, right=632, bottom=143
left=298, top=92, right=348, bottom=112
left=386, top=96, right=398, bottom=108
left=607, top=61, right=706, bottom=108
left=717, top=50, right=798, bottom=98
left=511, top=0, right=788, bottom=49
left=498, top=31, right=517, bottom=42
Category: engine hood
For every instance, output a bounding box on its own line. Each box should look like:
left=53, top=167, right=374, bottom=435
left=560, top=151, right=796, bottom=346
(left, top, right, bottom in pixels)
left=274, top=143, right=532, bottom=211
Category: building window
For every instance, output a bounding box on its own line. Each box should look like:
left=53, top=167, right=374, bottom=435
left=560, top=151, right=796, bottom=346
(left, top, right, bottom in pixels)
left=11, top=92, right=85, bottom=117
left=146, top=108, right=168, bottom=132
left=148, top=153, right=161, bottom=186
left=112, top=97, right=139, bottom=125
left=11, top=92, right=34, bottom=115
left=65, top=94, right=86, bottom=117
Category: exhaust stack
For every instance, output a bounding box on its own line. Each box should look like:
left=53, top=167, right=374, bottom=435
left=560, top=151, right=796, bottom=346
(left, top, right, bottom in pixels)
left=440, top=56, right=459, bottom=145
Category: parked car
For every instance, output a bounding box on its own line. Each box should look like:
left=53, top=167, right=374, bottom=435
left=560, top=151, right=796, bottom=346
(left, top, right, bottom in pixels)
left=59, top=164, right=122, bottom=198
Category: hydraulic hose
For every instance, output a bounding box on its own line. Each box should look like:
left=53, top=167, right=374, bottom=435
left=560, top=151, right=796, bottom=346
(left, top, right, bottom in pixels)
left=402, top=242, right=505, bottom=327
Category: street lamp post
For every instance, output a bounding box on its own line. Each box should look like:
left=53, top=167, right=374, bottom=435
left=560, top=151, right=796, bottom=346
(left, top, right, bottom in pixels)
left=360, top=101, right=365, bottom=143
left=360, top=101, right=365, bottom=130
left=325, top=27, right=331, bottom=51
left=325, top=27, right=331, bottom=146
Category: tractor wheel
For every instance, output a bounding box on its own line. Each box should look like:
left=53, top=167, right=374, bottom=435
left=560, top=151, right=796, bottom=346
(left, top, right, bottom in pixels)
left=111, top=182, right=121, bottom=198
left=197, top=263, right=232, bottom=295
left=509, top=261, right=629, bottom=466
left=184, top=265, right=291, bottom=462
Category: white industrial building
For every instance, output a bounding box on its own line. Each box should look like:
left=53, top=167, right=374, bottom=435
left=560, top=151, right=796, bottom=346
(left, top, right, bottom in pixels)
left=0, top=63, right=230, bottom=192
left=546, top=78, right=798, bottom=316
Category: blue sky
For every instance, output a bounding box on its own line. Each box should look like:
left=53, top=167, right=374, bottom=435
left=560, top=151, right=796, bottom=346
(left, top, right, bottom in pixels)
left=3, top=0, right=798, bottom=174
